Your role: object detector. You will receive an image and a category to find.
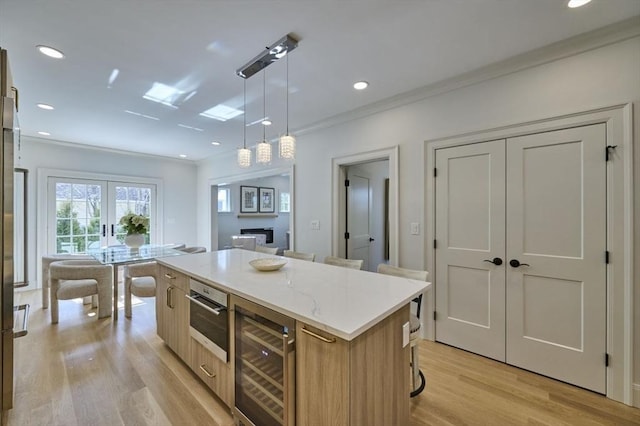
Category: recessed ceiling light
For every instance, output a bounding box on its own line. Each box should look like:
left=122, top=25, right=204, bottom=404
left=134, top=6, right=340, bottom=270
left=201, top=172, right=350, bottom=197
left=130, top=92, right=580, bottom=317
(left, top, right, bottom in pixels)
left=38, top=131, right=51, bottom=136
left=36, top=45, right=64, bottom=59
left=211, top=141, right=221, bottom=146
left=179, top=154, right=187, bottom=158
left=567, top=0, right=592, bottom=7
left=37, top=103, right=54, bottom=110
left=261, top=119, right=272, bottom=126
left=353, top=81, right=369, bottom=90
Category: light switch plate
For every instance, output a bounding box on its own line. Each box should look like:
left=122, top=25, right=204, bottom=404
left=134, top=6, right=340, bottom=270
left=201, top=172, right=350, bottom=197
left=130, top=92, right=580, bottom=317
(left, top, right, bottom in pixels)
left=410, top=222, right=420, bottom=235
left=310, top=220, right=320, bottom=230
left=402, top=321, right=410, bottom=347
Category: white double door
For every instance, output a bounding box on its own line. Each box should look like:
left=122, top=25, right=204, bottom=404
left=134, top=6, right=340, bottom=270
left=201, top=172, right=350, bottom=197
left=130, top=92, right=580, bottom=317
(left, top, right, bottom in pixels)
left=434, top=124, right=606, bottom=393
left=47, top=177, right=156, bottom=254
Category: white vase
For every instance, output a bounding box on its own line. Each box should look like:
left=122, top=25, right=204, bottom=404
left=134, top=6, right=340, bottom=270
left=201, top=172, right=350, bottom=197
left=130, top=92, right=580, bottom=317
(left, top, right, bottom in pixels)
left=124, top=233, right=145, bottom=249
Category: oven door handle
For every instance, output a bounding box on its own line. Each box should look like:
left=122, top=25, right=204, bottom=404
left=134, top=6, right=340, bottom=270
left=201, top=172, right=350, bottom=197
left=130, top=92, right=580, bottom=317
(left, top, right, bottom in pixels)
left=185, top=294, right=225, bottom=316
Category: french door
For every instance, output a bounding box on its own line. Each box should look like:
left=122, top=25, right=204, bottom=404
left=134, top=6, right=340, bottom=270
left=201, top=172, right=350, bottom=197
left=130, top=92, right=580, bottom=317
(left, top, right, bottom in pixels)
left=47, top=177, right=156, bottom=254
left=434, top=124, right=606, bottom=393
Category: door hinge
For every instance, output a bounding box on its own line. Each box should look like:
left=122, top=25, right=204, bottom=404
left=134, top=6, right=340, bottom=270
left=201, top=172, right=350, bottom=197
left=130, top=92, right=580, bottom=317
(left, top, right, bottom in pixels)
left=605, top=250, right=610, bottom=264
left=344, top=179, right=350, bottom=187
left=434, top=168, right=437, bottom=177
left=605, top=353, right=609, bottom=367
left=605, top=145, right=618, bottom=161
left=433, top=239, right=437, bottom=249
left=433, top=311, right=437, bottom=321
left=344, top=232, right=350, bottom=240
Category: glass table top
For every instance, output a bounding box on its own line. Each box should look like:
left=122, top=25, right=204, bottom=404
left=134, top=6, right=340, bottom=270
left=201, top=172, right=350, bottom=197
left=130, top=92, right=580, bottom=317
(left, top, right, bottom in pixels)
left=87, top=245, right=186, bottom=265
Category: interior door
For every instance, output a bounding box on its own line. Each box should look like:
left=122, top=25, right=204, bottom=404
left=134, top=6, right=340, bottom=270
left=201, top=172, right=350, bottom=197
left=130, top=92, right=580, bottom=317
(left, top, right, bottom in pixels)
left=434, top=124, right=606, bottom=393
left=505, top=124, right=606, bottom=393
left=346, top=172, right=371, bottom=271
left=434, top=140, right=506, bottom=361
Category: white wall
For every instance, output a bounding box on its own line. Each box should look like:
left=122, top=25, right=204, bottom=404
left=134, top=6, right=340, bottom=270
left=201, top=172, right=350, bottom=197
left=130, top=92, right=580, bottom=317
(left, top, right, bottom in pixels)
left=196, top=36, right=640, bottom=398
left=18, top=137, right=198, bottom=289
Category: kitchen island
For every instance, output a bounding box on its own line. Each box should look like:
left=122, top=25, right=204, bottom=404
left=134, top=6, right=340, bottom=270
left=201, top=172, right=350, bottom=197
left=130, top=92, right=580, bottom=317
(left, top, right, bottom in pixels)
left=157, top=248, right=430, bottom=425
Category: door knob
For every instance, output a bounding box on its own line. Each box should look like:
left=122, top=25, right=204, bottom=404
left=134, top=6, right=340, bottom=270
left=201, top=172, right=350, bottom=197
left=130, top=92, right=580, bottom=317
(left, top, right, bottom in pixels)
left=483, top=257, right=503, bottom=266
left=509, top=259, right=530, bottom=268
left=369, top=237, right=375, bottom=242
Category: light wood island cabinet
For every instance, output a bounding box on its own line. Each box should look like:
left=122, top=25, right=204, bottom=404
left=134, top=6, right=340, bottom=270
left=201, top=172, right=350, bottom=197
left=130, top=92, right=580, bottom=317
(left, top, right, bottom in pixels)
left=190, top=337, right=233, bottom=408
left=155, top=265, right=189, bottom=361
left=296, top=305, right=410, bottom=426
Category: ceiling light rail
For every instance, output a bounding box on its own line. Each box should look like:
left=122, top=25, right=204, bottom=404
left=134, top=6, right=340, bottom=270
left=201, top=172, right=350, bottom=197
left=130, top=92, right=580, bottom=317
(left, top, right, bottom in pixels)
left=236, top=34, right=298, bottom=79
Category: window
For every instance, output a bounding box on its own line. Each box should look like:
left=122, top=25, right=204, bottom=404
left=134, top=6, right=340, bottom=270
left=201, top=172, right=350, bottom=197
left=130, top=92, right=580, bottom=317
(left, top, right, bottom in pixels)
left=279, top=191, right=290, bottom=213
left=218, top=187, right=231, bottom=212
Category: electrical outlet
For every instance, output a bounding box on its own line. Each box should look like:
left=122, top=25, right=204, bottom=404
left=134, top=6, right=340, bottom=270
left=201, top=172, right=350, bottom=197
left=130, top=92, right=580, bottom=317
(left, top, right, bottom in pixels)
left=310, top=220, right=320, bottom=230
left=410, top=222, right=420, bottom=235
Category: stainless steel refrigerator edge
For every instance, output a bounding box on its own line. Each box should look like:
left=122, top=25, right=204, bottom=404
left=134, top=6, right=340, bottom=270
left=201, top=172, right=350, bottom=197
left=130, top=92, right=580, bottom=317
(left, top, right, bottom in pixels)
left=0, top=46, right=15, bottom=419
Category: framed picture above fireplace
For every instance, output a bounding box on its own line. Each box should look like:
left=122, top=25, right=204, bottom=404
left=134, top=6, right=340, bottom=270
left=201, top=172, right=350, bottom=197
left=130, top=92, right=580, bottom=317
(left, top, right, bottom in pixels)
left=259, top=187, right=275, bottom=213
left=240, top=186, right=258, bottom=213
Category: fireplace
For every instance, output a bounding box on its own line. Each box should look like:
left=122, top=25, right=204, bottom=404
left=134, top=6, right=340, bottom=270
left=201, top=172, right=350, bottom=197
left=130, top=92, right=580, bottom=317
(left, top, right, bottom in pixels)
left=240, top=228, right=274, bottom=244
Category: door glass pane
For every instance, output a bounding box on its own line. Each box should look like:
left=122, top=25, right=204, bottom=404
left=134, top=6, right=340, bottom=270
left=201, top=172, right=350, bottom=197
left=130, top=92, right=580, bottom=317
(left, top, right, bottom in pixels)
left=54, top=182, right=102, bottom=253
left=114, top=185, right=152, bottom=244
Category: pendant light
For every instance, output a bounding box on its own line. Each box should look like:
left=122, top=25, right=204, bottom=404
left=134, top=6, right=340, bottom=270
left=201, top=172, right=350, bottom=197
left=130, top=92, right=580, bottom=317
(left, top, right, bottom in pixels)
left=237, top=79, right=251, bottom=168
left=279, top=53, right=295, bottom=160
left=256, top=69, right=272, bottom=164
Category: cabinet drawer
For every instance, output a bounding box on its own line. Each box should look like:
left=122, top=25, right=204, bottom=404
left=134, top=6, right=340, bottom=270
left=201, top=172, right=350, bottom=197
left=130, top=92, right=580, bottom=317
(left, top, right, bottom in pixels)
left=159, top=265, right=188, bottom=292
left=190, top=338, right=233, bottom=408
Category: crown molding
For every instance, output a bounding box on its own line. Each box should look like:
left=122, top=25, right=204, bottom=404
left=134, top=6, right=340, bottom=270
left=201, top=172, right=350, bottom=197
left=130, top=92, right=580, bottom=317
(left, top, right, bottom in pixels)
left=297, top=15, right=640, bottom=136
left=22, top=135, right=198, bottom=165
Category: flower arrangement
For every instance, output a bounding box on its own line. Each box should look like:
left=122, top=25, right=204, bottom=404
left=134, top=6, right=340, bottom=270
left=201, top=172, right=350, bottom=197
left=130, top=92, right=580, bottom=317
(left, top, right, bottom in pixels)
left=119, top=213, right=149, bottom=235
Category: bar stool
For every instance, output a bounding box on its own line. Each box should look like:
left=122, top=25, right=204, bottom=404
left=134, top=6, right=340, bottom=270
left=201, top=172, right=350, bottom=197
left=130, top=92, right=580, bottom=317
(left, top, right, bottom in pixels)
left=377, top=264, right=428, bottom=397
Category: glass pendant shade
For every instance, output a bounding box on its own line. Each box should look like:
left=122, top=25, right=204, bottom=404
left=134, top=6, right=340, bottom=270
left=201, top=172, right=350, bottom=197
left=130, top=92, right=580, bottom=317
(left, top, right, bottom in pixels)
left=237, top=147, right=252, bottom=168
left=279, top=134, right=296, bottom=160
left=256, top=141, right=272, bottom=164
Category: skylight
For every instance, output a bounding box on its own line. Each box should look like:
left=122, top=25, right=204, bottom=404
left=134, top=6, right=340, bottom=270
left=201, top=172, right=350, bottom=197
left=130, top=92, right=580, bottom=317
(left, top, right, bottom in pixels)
left=199, top=104, right=243, bottom=121
left=143, top=82, right=184, bottom=108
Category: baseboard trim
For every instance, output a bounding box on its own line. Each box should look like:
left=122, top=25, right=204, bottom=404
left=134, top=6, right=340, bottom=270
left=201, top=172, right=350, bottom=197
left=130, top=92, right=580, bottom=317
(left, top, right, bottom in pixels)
left=633, top=384, right=640, bottom=408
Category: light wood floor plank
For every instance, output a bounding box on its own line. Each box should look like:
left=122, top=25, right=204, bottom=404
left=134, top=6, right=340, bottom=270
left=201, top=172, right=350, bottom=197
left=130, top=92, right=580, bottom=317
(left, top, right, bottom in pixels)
left=7, top=289, right=640, bottom=425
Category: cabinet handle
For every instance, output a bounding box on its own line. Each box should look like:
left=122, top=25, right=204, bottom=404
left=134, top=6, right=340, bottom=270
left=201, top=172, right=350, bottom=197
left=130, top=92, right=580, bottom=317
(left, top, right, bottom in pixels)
left=199, top=364, right=216, bottom=378
left=301, top=326, right=336, bottom=343
left=166, top=286, right=174, bottom=309
left=164, top=273, right=175, bottom=279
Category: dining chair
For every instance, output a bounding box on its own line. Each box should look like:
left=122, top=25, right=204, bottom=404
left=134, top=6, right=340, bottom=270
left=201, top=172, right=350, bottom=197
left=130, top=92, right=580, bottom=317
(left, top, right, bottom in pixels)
left=283, top=250, right=315, bottom=262
left=255, top=245, right=278, bottom=255
left=41, top=253, right=95, bottom=309
left=124, top=261, right=159, bottom=318
left=376, top=263, right=429, bottom=397
left=49, top=260, right=113, bottom=324
left=179, top=246, right=207, bottom=254
left=324, top=256, right=363, bottom=270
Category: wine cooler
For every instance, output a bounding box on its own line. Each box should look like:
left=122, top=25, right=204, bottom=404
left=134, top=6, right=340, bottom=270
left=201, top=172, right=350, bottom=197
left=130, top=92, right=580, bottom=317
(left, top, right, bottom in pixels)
left=232, top=295, right=295, bottom=426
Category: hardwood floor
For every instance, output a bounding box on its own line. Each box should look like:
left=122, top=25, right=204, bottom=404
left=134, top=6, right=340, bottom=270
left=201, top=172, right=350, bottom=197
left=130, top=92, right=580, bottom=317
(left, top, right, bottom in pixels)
left=7, top=288, right=640, bottom=425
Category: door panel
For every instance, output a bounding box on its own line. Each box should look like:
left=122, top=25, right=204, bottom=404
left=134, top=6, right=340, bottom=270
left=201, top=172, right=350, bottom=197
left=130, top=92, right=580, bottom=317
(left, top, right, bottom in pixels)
left=435, top=140, right=506, bottom=361
left=506, top=124, right=606, bottom=393
left=347, top=173, right=371, bottom=271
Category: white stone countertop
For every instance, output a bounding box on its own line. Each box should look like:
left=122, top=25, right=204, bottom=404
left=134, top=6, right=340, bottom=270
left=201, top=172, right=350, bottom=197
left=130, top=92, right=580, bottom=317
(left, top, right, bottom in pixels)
left=157, top=249, right=431, bottom=341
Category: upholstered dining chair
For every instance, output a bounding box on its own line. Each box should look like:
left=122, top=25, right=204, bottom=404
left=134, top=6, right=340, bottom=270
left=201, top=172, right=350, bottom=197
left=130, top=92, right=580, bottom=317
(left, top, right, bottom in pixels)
left=377, top=263, right=429, bottom=397
left=231, top=235, right=257, bottom=251
left=49, top=259, right=113, bottom=324
left=255, top=245, right=278, bottom=255
left=41, top=253, right=95, bottom=309
left=283, top=250, right=315, bottom=262
left=179, top=246, right=206, bottom=254
left=324, top=256, right=363, bottom=270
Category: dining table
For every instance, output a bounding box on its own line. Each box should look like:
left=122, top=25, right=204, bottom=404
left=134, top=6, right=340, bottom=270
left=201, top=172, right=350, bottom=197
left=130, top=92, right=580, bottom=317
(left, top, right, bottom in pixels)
left=87, top=244, right=185, bottom=320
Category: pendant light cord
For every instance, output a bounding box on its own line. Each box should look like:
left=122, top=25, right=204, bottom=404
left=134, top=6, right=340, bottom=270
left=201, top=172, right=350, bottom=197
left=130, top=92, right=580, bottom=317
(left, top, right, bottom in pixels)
left=286, top=53, right=289, bottom=136
left=243, top=78, right=247, bottom=149
left=262, top=69, right=266, bottom=142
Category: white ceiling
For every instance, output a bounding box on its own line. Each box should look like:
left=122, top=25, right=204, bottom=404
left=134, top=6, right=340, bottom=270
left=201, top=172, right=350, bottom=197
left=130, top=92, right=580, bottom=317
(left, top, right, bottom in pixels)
left=1, top=0, right=639, bottom=161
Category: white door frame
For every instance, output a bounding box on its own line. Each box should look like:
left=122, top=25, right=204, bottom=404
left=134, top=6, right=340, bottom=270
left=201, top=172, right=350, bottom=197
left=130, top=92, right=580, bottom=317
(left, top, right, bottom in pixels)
left=425, top=104, right=634, bottom=405
left=332, top=146, right=399, bottom=266
left=207, top=165, right=295, bottom=251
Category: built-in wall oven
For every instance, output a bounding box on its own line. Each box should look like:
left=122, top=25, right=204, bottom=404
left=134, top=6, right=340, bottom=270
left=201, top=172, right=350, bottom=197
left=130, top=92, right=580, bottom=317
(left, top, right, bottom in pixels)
left=186, top=279, right=228, bottom=362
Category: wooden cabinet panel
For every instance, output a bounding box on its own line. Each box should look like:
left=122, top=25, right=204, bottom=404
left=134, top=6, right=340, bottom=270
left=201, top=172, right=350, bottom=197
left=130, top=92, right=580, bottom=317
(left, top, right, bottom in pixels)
left=156, top=266, right=189, bottom=360
left=190, top=338, right=233, bottom=408
left=296, top=305, right=409, bottom=426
